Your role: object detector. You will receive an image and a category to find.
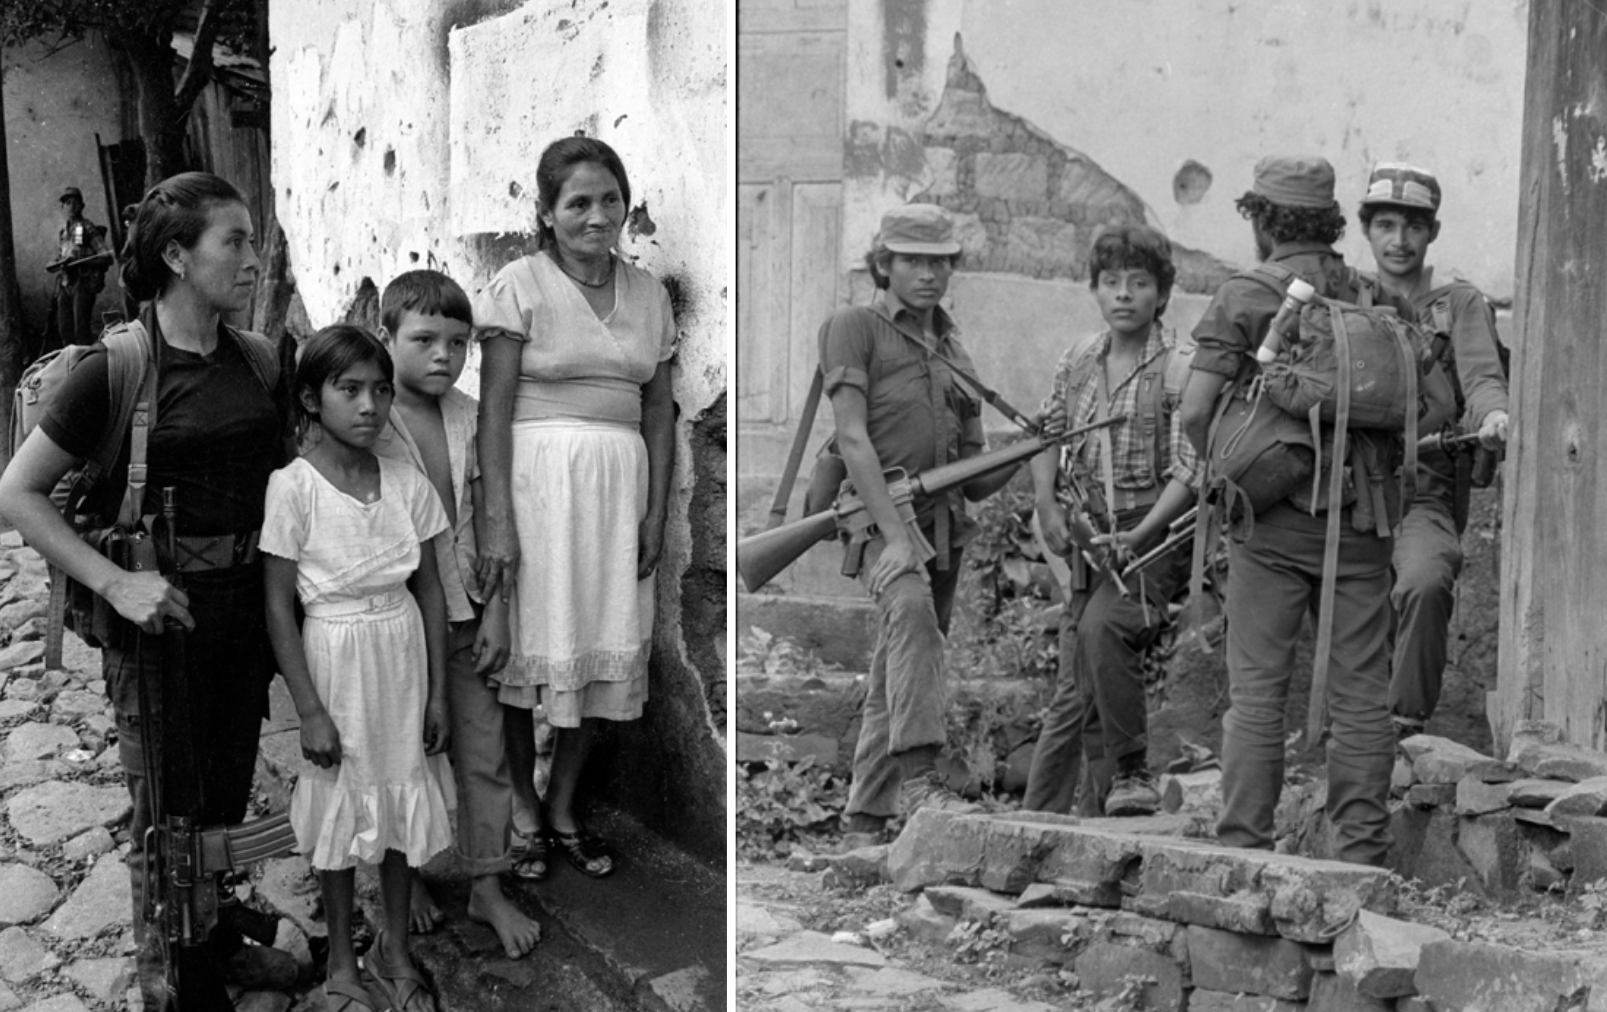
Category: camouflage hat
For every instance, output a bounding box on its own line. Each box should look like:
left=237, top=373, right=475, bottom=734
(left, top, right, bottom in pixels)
left=1359, top=162, right=1442, bottom=213
left=876, top=203, right=961, bottom=256
left=1251, top=156, right=1337, bottom=209
left=59, top=186, right=83, bottom=203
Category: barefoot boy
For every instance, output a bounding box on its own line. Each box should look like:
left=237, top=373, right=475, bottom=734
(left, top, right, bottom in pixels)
left=376, top=270, right=542, bottom=958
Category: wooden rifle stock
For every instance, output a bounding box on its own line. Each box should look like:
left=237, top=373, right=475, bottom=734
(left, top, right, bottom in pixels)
left=738, top=416, right=1125, bottom=593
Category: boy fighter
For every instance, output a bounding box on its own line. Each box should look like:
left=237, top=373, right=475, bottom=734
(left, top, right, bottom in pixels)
left=827, top=204, right=1028, bottom=842
left=1356, top=163, right=1509, bottom=739
left=1023, top=224, right=1200, bottom=818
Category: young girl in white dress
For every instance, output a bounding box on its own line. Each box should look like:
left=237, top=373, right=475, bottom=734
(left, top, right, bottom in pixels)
left=262, top=324, right=454, bottom=1012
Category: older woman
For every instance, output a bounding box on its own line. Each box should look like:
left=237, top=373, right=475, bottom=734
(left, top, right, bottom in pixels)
left=0, top=173, right=296, bottom=1008
left=476, top=136, right=675, bottom=881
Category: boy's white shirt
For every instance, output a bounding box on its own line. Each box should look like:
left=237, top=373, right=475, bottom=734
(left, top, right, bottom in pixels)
left=375, top=385, right=482, bottom=622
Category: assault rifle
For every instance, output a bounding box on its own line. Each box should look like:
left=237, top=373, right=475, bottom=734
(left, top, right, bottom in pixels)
left=738, top=416, right=1125, bottom=593
left=138, top=489, right=297, bottom=1001
left=45, top=251, right=113, bottom=275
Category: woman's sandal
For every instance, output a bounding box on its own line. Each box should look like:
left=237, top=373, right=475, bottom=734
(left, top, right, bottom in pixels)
left=510, top=826, right=552, bottom=881
left=363, top=929, right=439, bottom=1012
left=325, top=979, right=377, bottom=1012
left=551, top=826, right=618, bottom=878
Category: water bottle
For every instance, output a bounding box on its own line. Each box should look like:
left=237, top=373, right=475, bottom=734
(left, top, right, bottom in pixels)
left=1256, top=278, right=1316, bottom=364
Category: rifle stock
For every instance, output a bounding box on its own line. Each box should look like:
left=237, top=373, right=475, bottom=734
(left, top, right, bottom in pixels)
left=738, top=416, right=1125, bottom=593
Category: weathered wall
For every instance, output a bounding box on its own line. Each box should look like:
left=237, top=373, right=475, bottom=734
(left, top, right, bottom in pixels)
left=831, top=0, right=1528, bottom=440
left=271, top=0, right=727, bottom=861
left=2, top=37, right=126, bottom=338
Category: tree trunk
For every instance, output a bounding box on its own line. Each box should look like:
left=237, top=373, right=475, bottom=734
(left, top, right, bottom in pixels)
left=1495, top=0, right=1607, bottom=752
left=0, top=79, right=30, bottom=467
left=116, top=31, right=189, bottom=188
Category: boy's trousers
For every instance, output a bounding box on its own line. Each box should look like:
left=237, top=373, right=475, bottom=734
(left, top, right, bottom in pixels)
left=1388, top=467, right=1464, bottom=726
left=843, top=532, right=963, bottom=821
left=1023, top=539, right=1187, bottom=813
left=447, top=621, right=515, bottom=874
left=1215, top=502, right=1395, bottom=867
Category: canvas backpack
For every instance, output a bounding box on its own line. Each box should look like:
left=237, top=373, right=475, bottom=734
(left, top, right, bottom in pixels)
left=1193, top=263, right=1459, bottom=744
left=12, top=322, right=280, bottom=667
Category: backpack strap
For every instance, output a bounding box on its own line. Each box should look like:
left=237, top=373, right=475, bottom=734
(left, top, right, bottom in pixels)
left=228, top=326, right=282, bottom=392
left=1308, top=304, right=1353, bottom=744
left=106, top=322, right=158, bottom=532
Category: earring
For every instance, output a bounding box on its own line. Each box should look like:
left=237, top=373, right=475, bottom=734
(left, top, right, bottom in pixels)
left=177, top=267, right=186, bottom=280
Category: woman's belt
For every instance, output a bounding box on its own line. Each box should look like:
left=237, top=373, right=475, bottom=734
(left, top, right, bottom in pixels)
left=157, top=531, right=261, bottom=573
left=303, top=589, right=409, bottom=618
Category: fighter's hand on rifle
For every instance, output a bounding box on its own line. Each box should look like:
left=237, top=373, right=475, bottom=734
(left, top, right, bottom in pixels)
left=103, top=571, right=193, bottom=636
left=1478, top=409, right=1510, bottom=451
left=1034, top=407, right=1068, bottom=441
left=867, top=532, right=929, bottom=598
left=1035, top=498, right=1096, bottom=558
left=299, top=708, right=343, bottom=768
left=1089, top=530, right=1139, bottom=573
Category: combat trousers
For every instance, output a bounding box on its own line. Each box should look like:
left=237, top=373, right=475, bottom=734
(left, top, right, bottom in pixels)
left=1023, top=536, right=1187, bottom=813
left=1388, top=468, right=1463, bottom=726
left=1216, top=502, right=1395, bottom=866
left=842, top=534, right=963, bottom=821
left=54, top=277, right=101, bottom=347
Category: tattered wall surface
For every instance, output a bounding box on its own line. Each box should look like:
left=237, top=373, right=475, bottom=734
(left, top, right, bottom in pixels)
left=271, top=0, right=727, bottom=860
left=2, top=37, right=126, bottom=336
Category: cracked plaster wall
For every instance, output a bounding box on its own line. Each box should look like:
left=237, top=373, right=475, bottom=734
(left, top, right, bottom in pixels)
left=270, top=0, right=727, bottom=861
left=842, top=0, right=1527, bottom=428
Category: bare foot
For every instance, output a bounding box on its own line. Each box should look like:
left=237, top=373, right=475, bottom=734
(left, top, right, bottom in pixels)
left=467, top=875, right=541, bottom=958
left=409, top=871, right=444, bottom=934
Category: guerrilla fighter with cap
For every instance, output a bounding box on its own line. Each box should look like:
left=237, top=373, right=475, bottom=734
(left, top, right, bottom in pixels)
left=1179, top=156, right=1415, bottom=866
left=1356, top=163, right=1510, bottom=741
left=823, top=203, right=1032, bottom=843
left=48, top=185, right=111, bottom=349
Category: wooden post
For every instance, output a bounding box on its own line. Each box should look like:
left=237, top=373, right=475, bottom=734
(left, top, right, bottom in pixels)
left=1496, top=0, right=1607, bottom=753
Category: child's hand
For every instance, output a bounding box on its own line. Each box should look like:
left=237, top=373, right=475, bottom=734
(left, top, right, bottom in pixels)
left=473, top=613, right=511, bottom=675
left=300, top=710, right=343, bottom=768
left=424, top=696, right=450, bottom=756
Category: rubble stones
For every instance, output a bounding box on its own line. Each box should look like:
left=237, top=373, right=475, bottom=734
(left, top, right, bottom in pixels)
left=1508, top=778, right=1571, bottom=808
left=894, top=896, right=956, bottom=945
left=45, top=692, right=101, bottom=721
left=16, top=996, right=88, bottom=1012
left=0, top=644, right=43, bottom=674
left=40, top=853, right=130, bottom=940
left=60, top=828, right=114, bottom=864
left=5, top=782, right=129, bottom=847
left=1414, top=940, right=1607, bottom=1012
left=0, top=866, right=58, bottom=927
left=999, top=909, right=1082, bottom=965
left=1186, top=926, right=1314, bottom=1000
left=1400, top=735, right=1518, bottom=785
left=1509, top=735, right=1607, bottom=783
left=1403, top=784, right=1455, bottom=809
left=1187, top=993, right=1303, bottom=1012
left=63, top=957, right=131, bottom=1004
left=1332, top=910, right=1449, bottom=998
left=1545, top=775, right=1607, bottom=817
left=1455, top=776, right=1514, bottom=815
left=1073, top=942, right=1187, bottom=1011
left=1308, top=972, right=1393, bottom=1011
left=924, top=886, right=1017, bottom=923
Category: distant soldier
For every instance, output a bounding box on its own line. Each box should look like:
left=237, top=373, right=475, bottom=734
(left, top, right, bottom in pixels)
left=48, top=185, right=112, bottom=348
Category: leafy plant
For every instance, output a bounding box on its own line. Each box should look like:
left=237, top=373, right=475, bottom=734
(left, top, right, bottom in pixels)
left=736, top=756, right=847, bottom=856
left=738, top=627, right=839, bottom=679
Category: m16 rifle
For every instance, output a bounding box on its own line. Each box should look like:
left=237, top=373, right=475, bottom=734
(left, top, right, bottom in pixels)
left=738, top=416, right=1126, bottom=593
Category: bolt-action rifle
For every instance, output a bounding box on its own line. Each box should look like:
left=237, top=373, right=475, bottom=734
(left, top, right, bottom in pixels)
left=738, top=416, right=1126, bottom=593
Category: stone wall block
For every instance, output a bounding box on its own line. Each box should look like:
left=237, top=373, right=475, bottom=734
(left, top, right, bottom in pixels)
left=924, top=885, right=1018, bottom=924
left=1000, top=909, right=1083, bottom=967
left=923, top=147, right=958, bottom=197
left=1456, top=812, right=1527, bottom=897
left=1508, top=778, right=1570, bottom=808
left=1308, top=971, right=1394, bottom=1011
left=1414, top=940, right=1607, bottom=1012
left=894, top=895, right=957, bottom=945
left=1402, top=735, right=1519, bottom=785
left=1074, top=942, right=1188, bottom=1012
left=1508, top=738, right=1607, bottom=783
left=1554, top=814, right=1607, bottom=887
left=1187, top=991, right=1304, bottom=1011
left=1545, top=775, right=1607, bottom=817
left=1403, top=784, right=1455, bottom=809
left=1332, top=910, right=1449, bottom=999
left=1186, top=925, right=1315, bottom=999
left=1454, top=775, right=1513, bottom=815
left=974, top=152, right=1047, bottom=201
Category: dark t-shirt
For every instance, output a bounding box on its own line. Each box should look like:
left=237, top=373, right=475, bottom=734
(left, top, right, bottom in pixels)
left=38, top=310, right=287, bottom=535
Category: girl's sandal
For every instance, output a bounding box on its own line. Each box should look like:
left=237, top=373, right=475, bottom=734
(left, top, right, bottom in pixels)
left=325, top=980, right=377, bottom=1012
left=364, top=929, right=439, bottom=1012
left=510, top=826, right=552, bottom=881
left=551, top=826, right=617, bottom=878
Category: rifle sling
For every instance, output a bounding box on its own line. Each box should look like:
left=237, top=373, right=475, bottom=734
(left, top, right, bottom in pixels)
left=766, top=369, right=823, bottom=530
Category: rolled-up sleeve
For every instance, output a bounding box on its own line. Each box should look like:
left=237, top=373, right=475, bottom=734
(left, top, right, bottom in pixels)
left=1445, top=286, right=1508, bottom=427
left=818, top=308, right=873, bottom=396
left=1190, top=283, right=1255, bottom=378
left=1165, top=409, right=1203, bottom=489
